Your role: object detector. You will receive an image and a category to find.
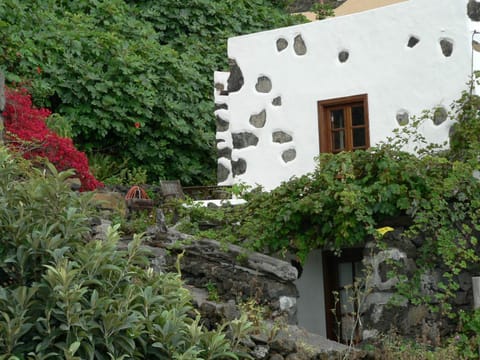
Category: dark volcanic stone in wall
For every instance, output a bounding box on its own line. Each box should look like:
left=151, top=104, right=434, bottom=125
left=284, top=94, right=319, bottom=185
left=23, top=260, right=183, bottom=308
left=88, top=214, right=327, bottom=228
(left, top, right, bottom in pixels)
left=277, top=38, right=288, bottom=52
left=272, top=96, right=282, bottom=106
left=227, top=59, right=244, bottom=93
left=272, top=131, right=293, bottom=143
left=218, top=147, right=232, bottom=160
left=282, top=149, right=296, bottom=162
left=217, top=163, right=230, bottom=182
left=250, top=109, right=267, bottom=128
left=232, top=158, right=247, bottom=176
left=407, top=36, right=420, bottom=48
left=338, top=50, right=349, bottom=63
left=440, top=39, right=453, bottom=57
left=214, top=103, right=228, bottom=111
left=255, top=76, right=272, bottom=93
left=433, top=107, right=448, bottom=125
left=232, top=132, right=259, bottom=149
left=294, top=34, right=307, bottom=56
left=216, top=115, right=229, bottom=132
left=468, top=0, right=480, bottom=21
left=396, top=110, right=409, bottom=126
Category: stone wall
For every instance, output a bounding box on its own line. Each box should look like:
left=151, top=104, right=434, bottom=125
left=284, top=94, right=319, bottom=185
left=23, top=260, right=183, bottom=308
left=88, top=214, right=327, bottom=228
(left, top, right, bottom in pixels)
left=97, top=196, right=477, bottom=350
left=132, top=218, right=477, bottom=347
left=147, top=229, right=300, bottom=324
left=360, top=228, right=476, bottom=345
left=117, top=227, right=358, bottom=359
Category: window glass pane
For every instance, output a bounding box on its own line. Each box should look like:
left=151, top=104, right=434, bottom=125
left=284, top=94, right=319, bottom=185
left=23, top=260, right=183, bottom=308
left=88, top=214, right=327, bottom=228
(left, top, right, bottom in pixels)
left=340, top=289, right=354, bottom=314
left=351, top=106, right=364, bottom=126
left=353, top=128, right=366, bottom=148
left=332, top=130, right=345, bottom=151
left=331, top=109, right=345, bottom=129
left=338, top=262, right=353, bottom=287
left=354, top=261, right=364, bottom=280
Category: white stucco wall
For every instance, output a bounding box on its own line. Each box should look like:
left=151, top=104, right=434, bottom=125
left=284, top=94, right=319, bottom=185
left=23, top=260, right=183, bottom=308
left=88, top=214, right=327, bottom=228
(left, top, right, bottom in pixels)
left=215, top=0, right=478, bottom=190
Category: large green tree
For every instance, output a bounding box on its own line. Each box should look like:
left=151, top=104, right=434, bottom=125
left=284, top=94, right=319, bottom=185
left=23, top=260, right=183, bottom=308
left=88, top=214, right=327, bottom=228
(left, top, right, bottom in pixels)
left=0, top=0, right=303, bottom=185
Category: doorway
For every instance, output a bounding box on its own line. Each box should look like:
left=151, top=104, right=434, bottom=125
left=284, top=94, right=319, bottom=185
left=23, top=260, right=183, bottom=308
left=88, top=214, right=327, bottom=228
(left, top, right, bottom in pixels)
left=323, top=248, right=364, bottom=343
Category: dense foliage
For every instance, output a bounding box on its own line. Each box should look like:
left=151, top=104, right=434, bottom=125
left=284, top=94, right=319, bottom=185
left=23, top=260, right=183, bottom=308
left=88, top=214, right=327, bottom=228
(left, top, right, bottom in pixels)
left=0, top=147, right=252, bottom=359
left=180, top=88, right=479, bottom=254
left=2, top=87, right=102, bottom=191
left=180, top=113, right=479, bottom=262
left=0, top=0, right=304, bottom=185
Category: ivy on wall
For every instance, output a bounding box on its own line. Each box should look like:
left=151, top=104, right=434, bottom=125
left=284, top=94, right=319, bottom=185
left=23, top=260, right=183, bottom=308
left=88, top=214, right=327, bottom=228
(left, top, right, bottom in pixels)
left=177, top=90, right=480, bottom=319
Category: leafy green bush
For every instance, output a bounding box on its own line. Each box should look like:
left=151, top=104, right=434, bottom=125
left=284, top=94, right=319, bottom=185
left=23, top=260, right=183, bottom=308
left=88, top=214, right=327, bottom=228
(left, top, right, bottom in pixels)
left=0, top=146, right=248, bottom=359
left=0, top=0, right=304, bottom=185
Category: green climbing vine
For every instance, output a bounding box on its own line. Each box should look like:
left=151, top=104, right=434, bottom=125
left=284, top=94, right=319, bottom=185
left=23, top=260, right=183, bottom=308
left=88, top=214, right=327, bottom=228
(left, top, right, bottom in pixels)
left=177, top=88, right=480, bottom=316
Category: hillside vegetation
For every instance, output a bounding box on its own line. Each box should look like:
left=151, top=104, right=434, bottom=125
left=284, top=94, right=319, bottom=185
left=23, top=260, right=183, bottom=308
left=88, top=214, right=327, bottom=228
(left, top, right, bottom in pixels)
left=0, top=0, right=304, bottom=185
left=0, top=146, right=255, bottom=359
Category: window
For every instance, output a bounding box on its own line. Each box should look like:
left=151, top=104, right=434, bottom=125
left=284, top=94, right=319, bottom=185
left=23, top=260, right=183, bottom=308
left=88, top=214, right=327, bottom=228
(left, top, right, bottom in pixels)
left=318, top=94, right=370, bottom=153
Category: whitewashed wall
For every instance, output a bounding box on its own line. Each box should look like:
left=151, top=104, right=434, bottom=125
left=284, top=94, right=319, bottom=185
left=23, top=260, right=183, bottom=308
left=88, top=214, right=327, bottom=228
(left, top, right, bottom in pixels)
left=215, top=0, right=477, bottom=190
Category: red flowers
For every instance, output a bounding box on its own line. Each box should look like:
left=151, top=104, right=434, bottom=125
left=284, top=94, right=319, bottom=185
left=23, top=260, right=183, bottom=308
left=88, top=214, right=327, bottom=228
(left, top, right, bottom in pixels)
left=2, top=87, right=103, bottom=191
left=36, top=66, right=42, bottom=74
left=134, top=121, right=141, bottom=128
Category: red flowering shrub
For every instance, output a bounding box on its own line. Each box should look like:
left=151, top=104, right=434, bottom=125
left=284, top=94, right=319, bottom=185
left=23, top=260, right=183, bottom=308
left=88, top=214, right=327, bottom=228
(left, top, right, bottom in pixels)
left=2, top=87, right=103, bottom=191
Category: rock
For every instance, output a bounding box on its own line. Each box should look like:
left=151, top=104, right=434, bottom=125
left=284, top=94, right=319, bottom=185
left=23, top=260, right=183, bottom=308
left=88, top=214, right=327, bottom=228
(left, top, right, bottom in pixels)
left=279, top=297, right=296, bottom=312
left=458, top=272, right=472, bottom=291
left=89, top=217, right=102, bottom=226
left=293, top=35, right=307, bottom=56
left=269, top=355, right=284, bottom=360
left=65, top=178, right=81, bottom=191
left=255, top=76, right=272, bottom=93
left=93, top=191, right=127, bottom=217
left=165, top=237, right=298, bottom=282
left=219, top=300, right=240, bottom=321
left=285, top=354, right=306, bottom=360
left=270, top=338, right=296, bottom=354
left=92, top=219, right=112, bottom=241
left=227, top=59, right=244, bottom=93
left=146, top=209, right=168, bottom=239
left=251, top=333, right=269, bottom=345
left=252, top=345, right=270, bottom=359
left=275, top=325, right=349, bottom=357
left=188, top=286, right=209, bottom=308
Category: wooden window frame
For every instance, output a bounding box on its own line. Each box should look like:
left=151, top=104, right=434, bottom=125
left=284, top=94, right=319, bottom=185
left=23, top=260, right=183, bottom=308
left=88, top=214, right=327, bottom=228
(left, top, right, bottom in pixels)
left=318, top=94, right=370, bottom=153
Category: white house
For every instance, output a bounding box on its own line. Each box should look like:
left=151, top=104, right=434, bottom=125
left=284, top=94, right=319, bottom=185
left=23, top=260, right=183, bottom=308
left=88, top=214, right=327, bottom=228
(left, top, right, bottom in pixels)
left=215, top=0, right=480, bottom=191
left=214, top=0, right=480, bottom=340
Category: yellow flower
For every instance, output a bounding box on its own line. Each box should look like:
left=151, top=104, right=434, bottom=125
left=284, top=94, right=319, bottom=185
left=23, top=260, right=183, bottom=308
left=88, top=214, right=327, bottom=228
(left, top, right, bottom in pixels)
left=376, top=226, right=394, bottom=236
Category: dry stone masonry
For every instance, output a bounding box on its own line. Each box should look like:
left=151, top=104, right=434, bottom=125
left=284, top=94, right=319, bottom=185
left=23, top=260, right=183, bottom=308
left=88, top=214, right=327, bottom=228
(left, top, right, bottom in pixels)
left=359, top=229, right=476, bottom=344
